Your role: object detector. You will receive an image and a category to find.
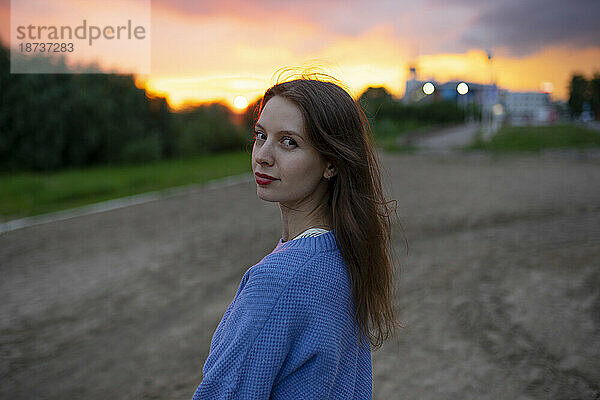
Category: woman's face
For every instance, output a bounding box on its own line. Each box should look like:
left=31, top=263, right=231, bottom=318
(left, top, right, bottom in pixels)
left=252, top=95, right=331, bottom=208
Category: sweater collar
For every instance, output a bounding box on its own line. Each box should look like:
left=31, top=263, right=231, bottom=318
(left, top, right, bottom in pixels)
left=274, top=229, right=338, bottom=253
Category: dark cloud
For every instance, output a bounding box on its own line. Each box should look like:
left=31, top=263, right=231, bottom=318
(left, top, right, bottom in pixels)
left=152, top=0, right=359, bottom=18
left=152, top=0, right=600, bottom=57
left=458, top=0, right=600, bottom=56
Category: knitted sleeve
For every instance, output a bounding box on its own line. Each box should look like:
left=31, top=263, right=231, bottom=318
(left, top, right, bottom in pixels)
left=192, top=250, right=354, bottom=400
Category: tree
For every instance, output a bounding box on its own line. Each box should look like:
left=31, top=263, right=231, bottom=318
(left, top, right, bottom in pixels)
left=358, top=87, right=393, bottom=117
left=176, top=103, right=247, bottom=156
left=0, top=41, right=174, bottom=171
left=590, top=73, right=600, bottom=121
left=568, top=74, right=588, bottom=118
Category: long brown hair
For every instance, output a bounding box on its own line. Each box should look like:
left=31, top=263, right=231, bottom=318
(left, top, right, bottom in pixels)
left=254, top=73, right=401, bottom=349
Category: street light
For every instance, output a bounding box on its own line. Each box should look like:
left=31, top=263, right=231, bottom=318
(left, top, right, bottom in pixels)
left=492, top=103, right=504, bottom=116
left=457, top=82, right=469, bottom=95
left=423, top=82, right=435, bottom=95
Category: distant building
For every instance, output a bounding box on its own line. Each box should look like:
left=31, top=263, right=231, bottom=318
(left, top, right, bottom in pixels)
left=499, top=91, right=553, bottom=125
left=403, top=76, right=498, bottom=107
left=402, top=66, right=559, bottom=125
left=403, top=67, right=437, bottom=104
left=404, top=79, right=557, bottom=125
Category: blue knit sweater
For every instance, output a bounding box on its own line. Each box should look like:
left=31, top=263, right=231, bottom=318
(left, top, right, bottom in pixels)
left=192, top=229, right=372, bottom=399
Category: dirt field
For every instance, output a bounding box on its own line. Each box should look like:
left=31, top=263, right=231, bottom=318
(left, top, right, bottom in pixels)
left=1, top=150, right=599, bottom=399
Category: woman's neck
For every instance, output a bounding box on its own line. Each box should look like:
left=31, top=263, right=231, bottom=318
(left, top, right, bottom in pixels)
left=279, top=204, right=331, bottom=243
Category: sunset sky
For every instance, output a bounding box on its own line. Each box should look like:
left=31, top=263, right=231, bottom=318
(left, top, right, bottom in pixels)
left=2, top=0, right=599, bottom=111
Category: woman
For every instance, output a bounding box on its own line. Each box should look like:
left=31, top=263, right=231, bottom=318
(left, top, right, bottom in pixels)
left=192, top=75, right=399, bottom=399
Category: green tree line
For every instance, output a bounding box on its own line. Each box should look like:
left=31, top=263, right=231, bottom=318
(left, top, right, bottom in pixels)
left=568, top=73, right=600, bottom=119
left=0, top=42, right=248, bottom=172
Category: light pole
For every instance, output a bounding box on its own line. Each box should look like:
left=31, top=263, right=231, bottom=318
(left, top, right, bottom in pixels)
left=457, top=82, right=469, bottom=122
left=483, top=49, right=496, bottom=140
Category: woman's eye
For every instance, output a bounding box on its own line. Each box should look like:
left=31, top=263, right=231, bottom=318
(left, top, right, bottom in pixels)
left=254, top=131, right=266, bottom=141
left=282, top=137, right=297, bottom=147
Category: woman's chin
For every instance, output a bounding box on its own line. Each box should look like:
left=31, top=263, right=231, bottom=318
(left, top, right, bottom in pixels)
left=256, top=188, right=278, bottom=203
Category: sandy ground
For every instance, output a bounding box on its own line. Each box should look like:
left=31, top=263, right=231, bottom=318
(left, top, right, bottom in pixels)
left=1, top=150, right=599, bottom=400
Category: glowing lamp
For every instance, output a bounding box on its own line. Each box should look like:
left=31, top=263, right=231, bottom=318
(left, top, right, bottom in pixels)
left=457, top=82, right=469, bottom=95
left=492, top=104, right=504, bottom=116
left=423, top=82, right=435, bottom=95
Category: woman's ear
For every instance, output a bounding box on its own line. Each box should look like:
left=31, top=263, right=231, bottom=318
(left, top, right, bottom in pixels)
left=324, top=163, right=337, bottom=180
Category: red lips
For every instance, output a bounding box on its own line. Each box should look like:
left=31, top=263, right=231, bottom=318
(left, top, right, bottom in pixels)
left=255, top=172, right=279, bottom=185
left=255, top=172, right=279, bottom=180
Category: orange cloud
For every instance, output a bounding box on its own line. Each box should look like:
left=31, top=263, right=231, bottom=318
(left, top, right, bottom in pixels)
left=142, top=22, right=414, bottom=110
left=493, top=46, right=600, bottom=99
left=143, top=23, right=599, bottom=110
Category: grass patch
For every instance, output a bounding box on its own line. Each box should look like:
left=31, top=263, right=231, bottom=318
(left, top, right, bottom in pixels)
left=0, top=150, right=252, bottom=220
left=465, top=124, right=600, bottom=152
left=376, top=137, right=419, bottom=153
left=372, top=118, right=431, bottom=153
left=372, top=119, right=429, bottom=139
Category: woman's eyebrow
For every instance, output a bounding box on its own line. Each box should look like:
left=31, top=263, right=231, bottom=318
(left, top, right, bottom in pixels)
left=255, top=123, right=303, bottom=140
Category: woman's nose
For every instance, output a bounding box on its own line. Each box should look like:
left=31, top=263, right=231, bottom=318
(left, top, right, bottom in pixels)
left=254, top=140, right=274, bottom=166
